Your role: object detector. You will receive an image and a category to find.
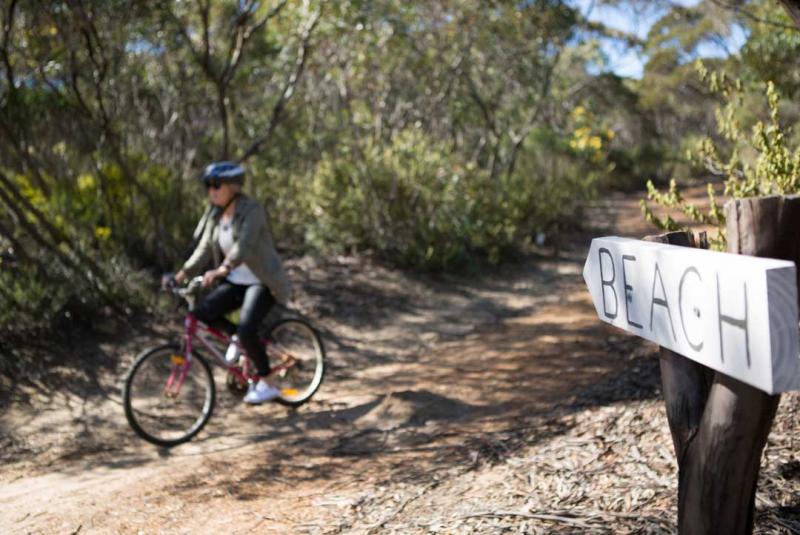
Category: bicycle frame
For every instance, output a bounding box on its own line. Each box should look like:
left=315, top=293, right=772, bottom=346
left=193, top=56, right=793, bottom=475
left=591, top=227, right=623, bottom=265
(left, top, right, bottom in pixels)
left=185, top=312, right=248, bottom=368
left=165, top=313, right=296, bottom=397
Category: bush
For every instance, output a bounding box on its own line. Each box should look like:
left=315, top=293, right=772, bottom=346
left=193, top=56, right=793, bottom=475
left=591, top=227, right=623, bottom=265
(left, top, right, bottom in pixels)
left=298, top=127, right=599, bottom=269
left=642, top=62, right=800, bottom=248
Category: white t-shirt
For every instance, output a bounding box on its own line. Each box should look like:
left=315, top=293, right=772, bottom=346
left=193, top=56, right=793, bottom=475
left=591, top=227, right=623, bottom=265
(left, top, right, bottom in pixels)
left=218, top=216, right=260, bottom=285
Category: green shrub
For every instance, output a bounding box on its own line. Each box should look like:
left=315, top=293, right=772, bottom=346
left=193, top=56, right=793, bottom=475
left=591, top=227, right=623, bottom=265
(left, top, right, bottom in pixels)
left=299, top=126, right=600, bottom=269
left=642, top=62, right=800, bottom=248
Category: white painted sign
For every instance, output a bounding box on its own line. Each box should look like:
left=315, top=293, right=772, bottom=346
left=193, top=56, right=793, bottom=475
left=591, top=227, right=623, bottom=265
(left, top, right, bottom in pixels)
left=583, top=237, right=800, bottom=394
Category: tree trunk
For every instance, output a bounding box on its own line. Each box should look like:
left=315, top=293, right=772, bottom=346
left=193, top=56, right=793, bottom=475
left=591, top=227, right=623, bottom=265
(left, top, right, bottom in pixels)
left=216, top=82, right=230, bottom=159
left=779, top=0, right=800, bottom=28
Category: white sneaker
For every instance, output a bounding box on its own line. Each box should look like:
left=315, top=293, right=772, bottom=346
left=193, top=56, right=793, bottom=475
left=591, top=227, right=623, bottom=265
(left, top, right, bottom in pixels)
left=224, top=335, right=241, bottom=365
left=243, top=379, right=280, bottom=404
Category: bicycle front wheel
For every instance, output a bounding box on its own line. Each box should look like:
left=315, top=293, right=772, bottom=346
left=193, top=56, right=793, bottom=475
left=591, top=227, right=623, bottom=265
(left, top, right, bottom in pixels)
left=123, top=344, right=215, bottom=447
left=268, top=319, right=325, bottom=407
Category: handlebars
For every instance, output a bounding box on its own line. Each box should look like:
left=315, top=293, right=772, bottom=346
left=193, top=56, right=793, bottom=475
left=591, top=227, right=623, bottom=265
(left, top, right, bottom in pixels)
left=162, top=275, right=204, bottom=309
left=163, top=274, right=297, bottom=316
left=172, top=276, right=204, bottom=298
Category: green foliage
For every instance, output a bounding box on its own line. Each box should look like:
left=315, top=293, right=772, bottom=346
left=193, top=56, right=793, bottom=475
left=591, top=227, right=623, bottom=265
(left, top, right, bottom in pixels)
left=642, top=61, right=800, bottom=248
left=300, top=127, right=597, bottom=269
left=0, top=248, right=154, bottom=371
left=0, top=0, right=619, bottom=359
left=740, top=0, right=800, bottom=98
left=8, top=0, right=795, bottom=369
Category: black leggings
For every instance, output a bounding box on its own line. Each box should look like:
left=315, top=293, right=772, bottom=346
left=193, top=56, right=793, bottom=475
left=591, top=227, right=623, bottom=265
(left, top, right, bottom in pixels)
left=192, top=281, right=275, bottom=376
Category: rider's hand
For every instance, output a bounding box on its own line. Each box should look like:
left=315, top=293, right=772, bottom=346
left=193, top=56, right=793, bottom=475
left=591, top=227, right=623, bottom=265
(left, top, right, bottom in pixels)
left=201, top=265, right=229, bottom=288
left=161, top=272, right=177, bottom=290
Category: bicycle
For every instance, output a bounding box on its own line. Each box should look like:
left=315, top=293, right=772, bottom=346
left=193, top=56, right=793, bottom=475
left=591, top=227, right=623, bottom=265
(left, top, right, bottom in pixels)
left=122, top=276, right=325, bottom=447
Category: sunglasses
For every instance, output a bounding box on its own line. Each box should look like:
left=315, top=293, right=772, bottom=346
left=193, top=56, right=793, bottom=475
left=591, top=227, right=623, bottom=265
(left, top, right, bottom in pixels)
left=205, top=180, right=223, bottom=190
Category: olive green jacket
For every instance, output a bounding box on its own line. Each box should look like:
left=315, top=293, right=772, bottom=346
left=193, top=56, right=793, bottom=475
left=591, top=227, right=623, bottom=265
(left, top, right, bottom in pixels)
left=181, top=194, right=291, bottom=304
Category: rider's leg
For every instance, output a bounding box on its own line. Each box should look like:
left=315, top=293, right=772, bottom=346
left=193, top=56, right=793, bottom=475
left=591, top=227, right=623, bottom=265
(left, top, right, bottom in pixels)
left=192, top=281, right=245, bottom=335
left=237, top=284, right=275, bottom=377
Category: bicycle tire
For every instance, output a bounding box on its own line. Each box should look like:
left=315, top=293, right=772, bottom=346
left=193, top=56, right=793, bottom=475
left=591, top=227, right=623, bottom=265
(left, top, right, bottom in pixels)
left=267, top=318, right=325, bottom=407
left=123, top=344, right=215, bottom=447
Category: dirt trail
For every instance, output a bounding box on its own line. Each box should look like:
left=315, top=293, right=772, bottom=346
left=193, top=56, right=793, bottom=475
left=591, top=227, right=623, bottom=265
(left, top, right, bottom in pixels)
left=0, top=190, right=727, bottom=534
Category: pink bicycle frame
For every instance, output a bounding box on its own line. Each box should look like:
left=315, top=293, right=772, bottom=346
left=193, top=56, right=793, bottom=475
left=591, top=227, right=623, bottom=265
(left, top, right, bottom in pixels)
left=164, top=313, right=294, bottom=396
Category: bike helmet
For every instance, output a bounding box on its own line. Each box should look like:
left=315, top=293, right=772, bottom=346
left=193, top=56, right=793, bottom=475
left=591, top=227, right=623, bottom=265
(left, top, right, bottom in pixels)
left=200, top=161, right=245, bottom=185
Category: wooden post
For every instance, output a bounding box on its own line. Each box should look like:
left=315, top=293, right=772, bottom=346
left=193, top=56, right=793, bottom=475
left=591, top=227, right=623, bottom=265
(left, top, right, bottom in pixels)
left=646, top=196, right=800, bottom=534
left=643, top=231, right=716, bottom=524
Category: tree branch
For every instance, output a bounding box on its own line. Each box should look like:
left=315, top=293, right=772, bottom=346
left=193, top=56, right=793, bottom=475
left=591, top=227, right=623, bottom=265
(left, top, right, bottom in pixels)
left=777, top=0, right=800, bottom=29
left=0, top=178, right=81, bottom=276
left=162, top=5, right=211, bottom=76
left=505, top=49, right=562, bottom=180
left=200, top=0, right=212, bottom=72
left=0, top=170, right=109, bottom=289
left=239, top=6, right=320, bottom=162
left=69, top=5, right=114, bottom=134
left=708, top=0, right=800, bottom=32
left=0, top=210, right=31, bottom=265
left=0, top=116, right=52, bottom=196
left=463, top=69, right=498, bottom=138
left=0, top=0, right=18, bottom=94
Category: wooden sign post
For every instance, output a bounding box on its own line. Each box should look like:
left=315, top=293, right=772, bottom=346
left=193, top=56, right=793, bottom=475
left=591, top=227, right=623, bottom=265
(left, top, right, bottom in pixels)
left=583, top=195, right=800, bottom=534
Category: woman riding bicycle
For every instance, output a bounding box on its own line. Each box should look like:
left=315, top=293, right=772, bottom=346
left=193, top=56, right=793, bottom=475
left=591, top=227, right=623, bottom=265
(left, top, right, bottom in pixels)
left=172, top=161, right=291, bottom=404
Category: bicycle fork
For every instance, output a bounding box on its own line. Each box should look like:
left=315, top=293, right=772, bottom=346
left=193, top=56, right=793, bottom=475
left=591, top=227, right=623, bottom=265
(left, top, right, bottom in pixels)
left=163, top=316, right=198, bottom=398
left=164, top=356, right=191, bottom=398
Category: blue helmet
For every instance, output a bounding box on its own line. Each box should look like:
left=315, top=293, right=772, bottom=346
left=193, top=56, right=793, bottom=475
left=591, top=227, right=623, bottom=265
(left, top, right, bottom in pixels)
left=201, top=161, right=245, bottom=185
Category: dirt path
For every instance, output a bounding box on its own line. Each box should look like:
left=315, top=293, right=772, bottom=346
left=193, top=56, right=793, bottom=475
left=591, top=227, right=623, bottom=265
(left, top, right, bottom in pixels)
left=3, top=189, right=795, bottom=534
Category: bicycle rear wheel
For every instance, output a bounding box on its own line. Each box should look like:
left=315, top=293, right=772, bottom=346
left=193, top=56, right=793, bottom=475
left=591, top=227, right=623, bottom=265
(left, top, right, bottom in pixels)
left=267, top=319, right=325, bottom=406
left=123, top=344, right=215, bottom=447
